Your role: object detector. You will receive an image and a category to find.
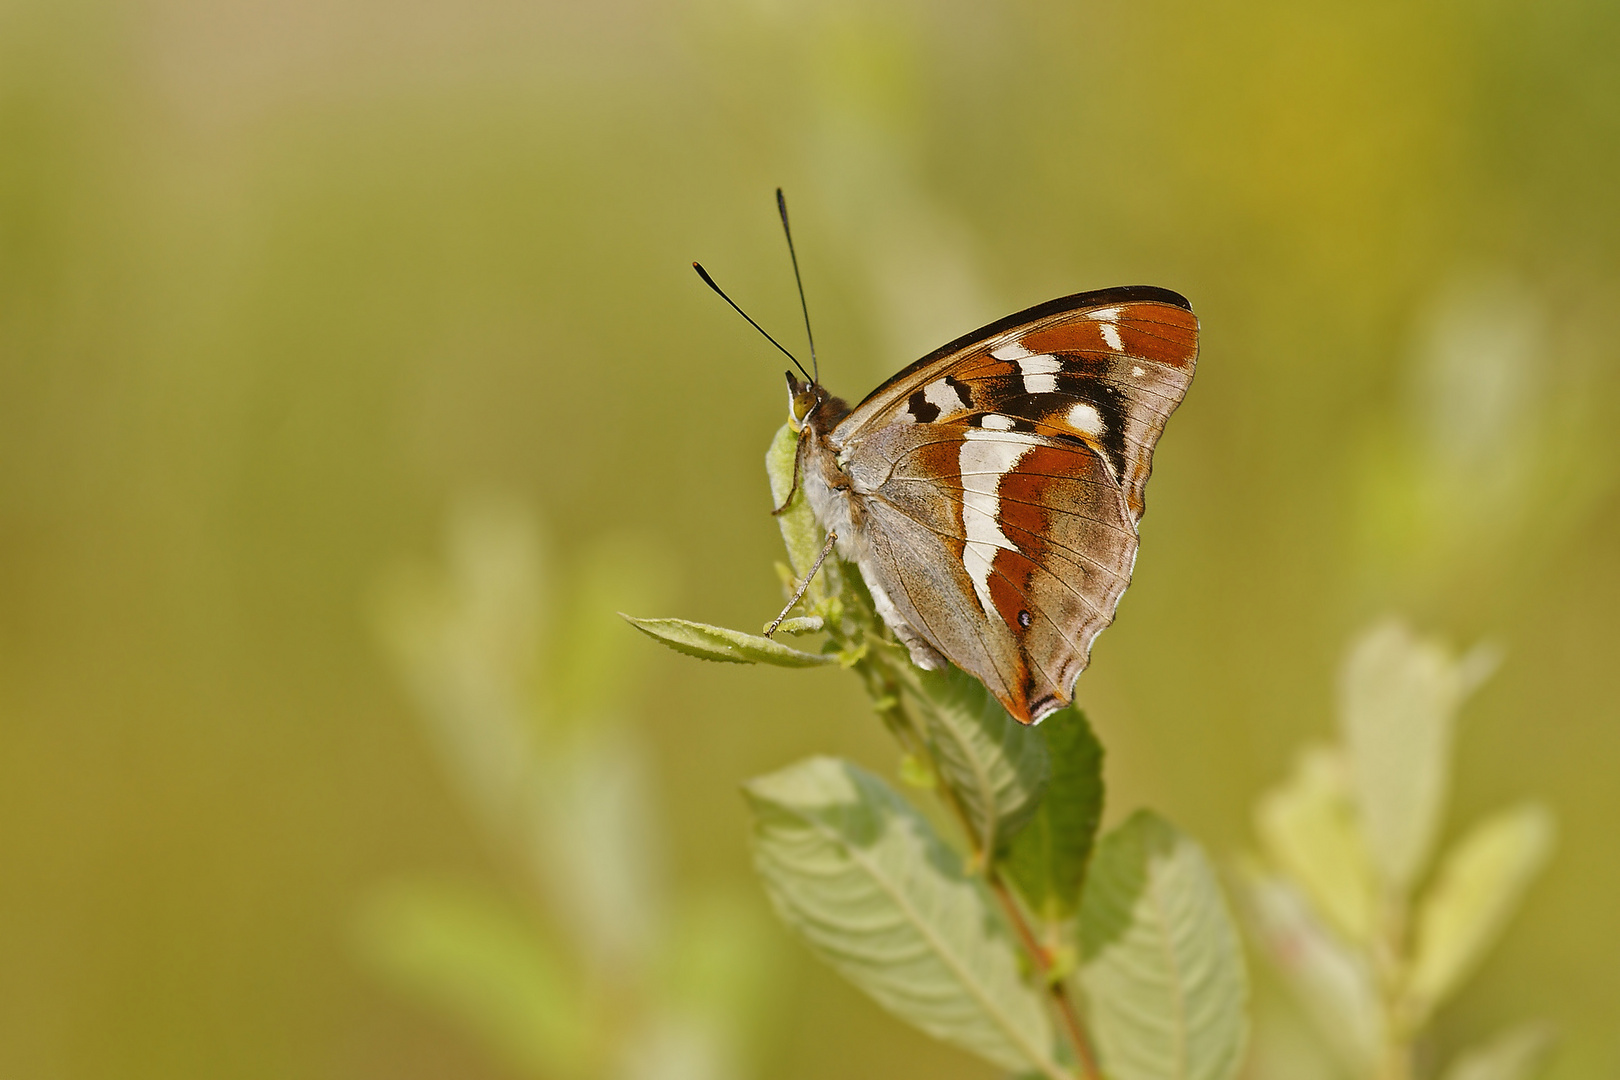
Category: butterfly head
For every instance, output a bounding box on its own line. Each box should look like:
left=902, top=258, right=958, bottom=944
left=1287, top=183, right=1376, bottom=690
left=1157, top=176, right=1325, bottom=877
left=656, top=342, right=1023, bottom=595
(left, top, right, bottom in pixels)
left=785, top=371, right=841, bottom=432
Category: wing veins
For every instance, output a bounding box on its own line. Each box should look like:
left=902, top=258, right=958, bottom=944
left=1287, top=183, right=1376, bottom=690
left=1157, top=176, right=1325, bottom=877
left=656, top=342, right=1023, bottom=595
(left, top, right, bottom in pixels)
left=866, top=492, right=1119, bottom=619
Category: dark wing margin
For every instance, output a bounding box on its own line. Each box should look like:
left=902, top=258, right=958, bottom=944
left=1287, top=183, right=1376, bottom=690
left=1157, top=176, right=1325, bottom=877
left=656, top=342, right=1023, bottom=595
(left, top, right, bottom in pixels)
left=834, top=284, right=1192, bottom=438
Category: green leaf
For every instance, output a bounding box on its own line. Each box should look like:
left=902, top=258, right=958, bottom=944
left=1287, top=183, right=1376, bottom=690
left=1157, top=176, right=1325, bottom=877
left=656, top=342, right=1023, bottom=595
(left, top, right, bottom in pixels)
left=1338, top=620, right=1497, bottom=890
left=1252, top=746, right=1377, bottom=944
left=551, top=532, right=679, bottom=719
left=1405, top=802, right=1555, bottom=1017
left=620, top=614, right=836, bottom=667
left=1080, top=811, right=1249, bottom=1080
left=771, top=615, right=824, bottom=635
left=766, top=421, right=842, bottom=609
left=1440, top=1022, right=1556, bottom=1080
left=1239, top=866, right=1384, bottom=1075
left=1000, top=708, right=1105, bottom=925
left=744, top=756, right=1060, bottom=1077
left=353, top=878, right=591, bottom=1078
left=655, top=887, right=782, bottom=1048
left=910, top=665, right=1050, bottom=856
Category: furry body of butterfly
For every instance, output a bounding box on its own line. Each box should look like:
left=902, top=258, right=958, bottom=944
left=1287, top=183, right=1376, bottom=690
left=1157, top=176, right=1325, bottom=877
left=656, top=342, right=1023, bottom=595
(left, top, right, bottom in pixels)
left=788, top=286, right=1198, bottom=725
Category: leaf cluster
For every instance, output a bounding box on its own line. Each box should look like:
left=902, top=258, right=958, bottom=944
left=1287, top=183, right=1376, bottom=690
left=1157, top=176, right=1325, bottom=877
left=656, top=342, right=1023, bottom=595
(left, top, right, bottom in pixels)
left=626, top=424, right=1252, bottom=1080
left=1244, top=621, right=1555, bottom=1080
left=365, top=498, right=774, bottom=1079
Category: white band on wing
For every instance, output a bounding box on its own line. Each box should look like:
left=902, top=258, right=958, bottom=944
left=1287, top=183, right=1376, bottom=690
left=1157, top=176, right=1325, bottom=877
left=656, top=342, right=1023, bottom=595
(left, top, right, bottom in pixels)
left=957, top=429, right=1042, bottom=619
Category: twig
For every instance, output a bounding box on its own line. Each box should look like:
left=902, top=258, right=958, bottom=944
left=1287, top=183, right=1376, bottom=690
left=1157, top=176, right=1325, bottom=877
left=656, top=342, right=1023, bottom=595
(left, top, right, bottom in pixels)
left=897, top=678, right=1098, bottom=1080
left=854, top=620, right=1100, bottom=1078
left=986, top=872, right=1103, bottom=1080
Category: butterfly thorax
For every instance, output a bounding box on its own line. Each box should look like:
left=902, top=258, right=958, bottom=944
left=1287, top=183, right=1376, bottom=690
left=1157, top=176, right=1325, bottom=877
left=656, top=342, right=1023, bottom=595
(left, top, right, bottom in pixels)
left=786, top=371, right=950, bottom=675
left=785, top=372, right=861, bottom=549
left=785, top=373, right=858, bottom=545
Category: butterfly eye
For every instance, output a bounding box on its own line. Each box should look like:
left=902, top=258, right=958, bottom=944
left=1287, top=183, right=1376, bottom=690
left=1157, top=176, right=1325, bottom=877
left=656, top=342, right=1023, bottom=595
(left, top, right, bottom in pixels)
left=790, top=389, right=820, bottom=426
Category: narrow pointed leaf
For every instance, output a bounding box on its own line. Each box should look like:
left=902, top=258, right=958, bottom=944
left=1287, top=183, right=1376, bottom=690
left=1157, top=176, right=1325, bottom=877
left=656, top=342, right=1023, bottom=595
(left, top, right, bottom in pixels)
left=1441, top=1023, right=1556, bottom=1080
left=1253, top=746, right=1377, bottom=944
left=1406, top=803, right=1555, bottom=1017
left=1080, top=811, right=1249, bottom=1080
left=621, top=615, right=835, bottom=667
left=766, top=421, right=842, bottom=607
left=910, top=666, right=1050, bottom=855
left=1339, top=620, right=1496, bottom=889
left=771, top=615, right=824, bottom=635
left=354, top=879, right=590, bottom=1077
left=1240, top=867, right=1384, bottom=1075
left=1000, top=708, right=1105, bottom=924
left=744, top=756, right=1059, bottom=1076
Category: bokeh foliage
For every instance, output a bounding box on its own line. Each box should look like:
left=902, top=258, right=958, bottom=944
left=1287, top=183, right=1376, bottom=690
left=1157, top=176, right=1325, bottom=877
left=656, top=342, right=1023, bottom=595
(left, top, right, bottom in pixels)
left=1245, top=621, right=1555, bottom=1080
left=1, top=0, right=1617, bottom=1077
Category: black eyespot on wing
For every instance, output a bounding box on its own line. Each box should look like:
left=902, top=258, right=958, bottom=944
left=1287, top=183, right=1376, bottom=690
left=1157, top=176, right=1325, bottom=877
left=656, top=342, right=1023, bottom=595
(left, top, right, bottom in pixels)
left=1017, top=609, right=1032, bottom=629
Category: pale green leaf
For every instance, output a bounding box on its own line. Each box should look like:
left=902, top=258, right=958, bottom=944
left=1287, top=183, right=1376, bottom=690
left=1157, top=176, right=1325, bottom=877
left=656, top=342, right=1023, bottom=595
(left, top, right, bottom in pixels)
left=656, top=887, right=782, bottom=1047
left=621, top=614, right=835, bottom=667
left=353, top=878, right=590, bottom=1077
left=1241, top=987, right=1351, bottom=1080
left=1001, top=709, right=1105, bottom=925
left=551, top=532, right=679, bottom=718
left=1406, top=803, right=1555, bottom=1016
left=1079, top=811, right=1249, bottom=1080
left=910, top=665, right=1050, bottom=855
left=744, top=756, right=1060, bottom=1076
left=1253, top=745, right=1377, bottom=943
left=526, top=730, right=661, bottom=968
left=1239, top=866, right=1384, bottom=1075
left=1338, top=619, right=1497, bottom=890
left=771, top=615, right=824, bottom=635
left=370, top=496, right=543, bottom=840
left=766, top=421, right=842, bottom=608
left=1440, top=1022, right=1556, bottom=1080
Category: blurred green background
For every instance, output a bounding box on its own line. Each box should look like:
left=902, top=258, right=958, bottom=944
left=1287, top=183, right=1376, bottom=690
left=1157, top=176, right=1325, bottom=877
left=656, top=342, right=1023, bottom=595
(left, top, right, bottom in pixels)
left=2, top=0, right=1618, bottom=1076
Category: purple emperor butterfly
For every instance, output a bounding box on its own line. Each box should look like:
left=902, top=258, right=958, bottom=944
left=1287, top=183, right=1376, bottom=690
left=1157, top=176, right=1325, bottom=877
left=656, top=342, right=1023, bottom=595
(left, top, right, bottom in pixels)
left=786, top=288, right=1197, bottom=724
left=702, top=199, right=1198, bottom=725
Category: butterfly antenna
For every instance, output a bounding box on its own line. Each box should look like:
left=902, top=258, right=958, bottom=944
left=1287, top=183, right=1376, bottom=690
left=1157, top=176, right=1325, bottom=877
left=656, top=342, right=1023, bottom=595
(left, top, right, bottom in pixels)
left=775, top=188, right=818, bottom=384
left=692, top=261, right=813, bottom=383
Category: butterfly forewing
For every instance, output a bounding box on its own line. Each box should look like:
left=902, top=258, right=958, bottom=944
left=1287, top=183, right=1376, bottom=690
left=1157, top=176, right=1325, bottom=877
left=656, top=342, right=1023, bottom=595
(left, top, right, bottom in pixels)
left=829, top=287, right=1198, bottom=723
left=835, top=286, right=1197, bottom=522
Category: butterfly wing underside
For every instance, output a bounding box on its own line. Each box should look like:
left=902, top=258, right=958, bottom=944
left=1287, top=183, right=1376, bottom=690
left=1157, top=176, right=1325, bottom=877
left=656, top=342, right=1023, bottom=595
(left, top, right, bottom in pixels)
left=831, top=287, right=1198, bottom=723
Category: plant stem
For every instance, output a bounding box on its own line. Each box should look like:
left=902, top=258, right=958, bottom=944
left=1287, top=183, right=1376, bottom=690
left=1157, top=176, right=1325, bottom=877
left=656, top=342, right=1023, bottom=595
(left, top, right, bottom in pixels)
left=860, top=645, right=1096, bottom=1079
left=898, top=686, right=1098, bottom=1079
left=1373, top=894, right=1416, bottom=1080
left=986, top=872, right=1103, bottom=1080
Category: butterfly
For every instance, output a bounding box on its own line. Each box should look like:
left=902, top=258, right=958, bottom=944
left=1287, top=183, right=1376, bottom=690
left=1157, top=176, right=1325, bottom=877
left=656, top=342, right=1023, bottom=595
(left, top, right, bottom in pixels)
left=701, top=198, right=1198, bottom=725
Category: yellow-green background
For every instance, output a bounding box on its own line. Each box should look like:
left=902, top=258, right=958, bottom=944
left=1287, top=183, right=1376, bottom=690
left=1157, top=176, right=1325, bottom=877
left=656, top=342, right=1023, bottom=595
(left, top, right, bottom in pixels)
left=2, top=0, right=1617, bottom=1076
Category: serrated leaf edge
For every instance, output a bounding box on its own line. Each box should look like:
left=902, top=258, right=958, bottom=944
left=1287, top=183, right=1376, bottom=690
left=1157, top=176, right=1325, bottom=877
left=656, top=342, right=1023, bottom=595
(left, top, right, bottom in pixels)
left=746, top=770, right=1065, bottom=1078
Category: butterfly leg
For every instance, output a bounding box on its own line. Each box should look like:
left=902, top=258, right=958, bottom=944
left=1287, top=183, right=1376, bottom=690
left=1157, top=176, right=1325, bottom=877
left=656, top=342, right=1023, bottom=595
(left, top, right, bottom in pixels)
left=764, top=529, right=837, bottom=636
